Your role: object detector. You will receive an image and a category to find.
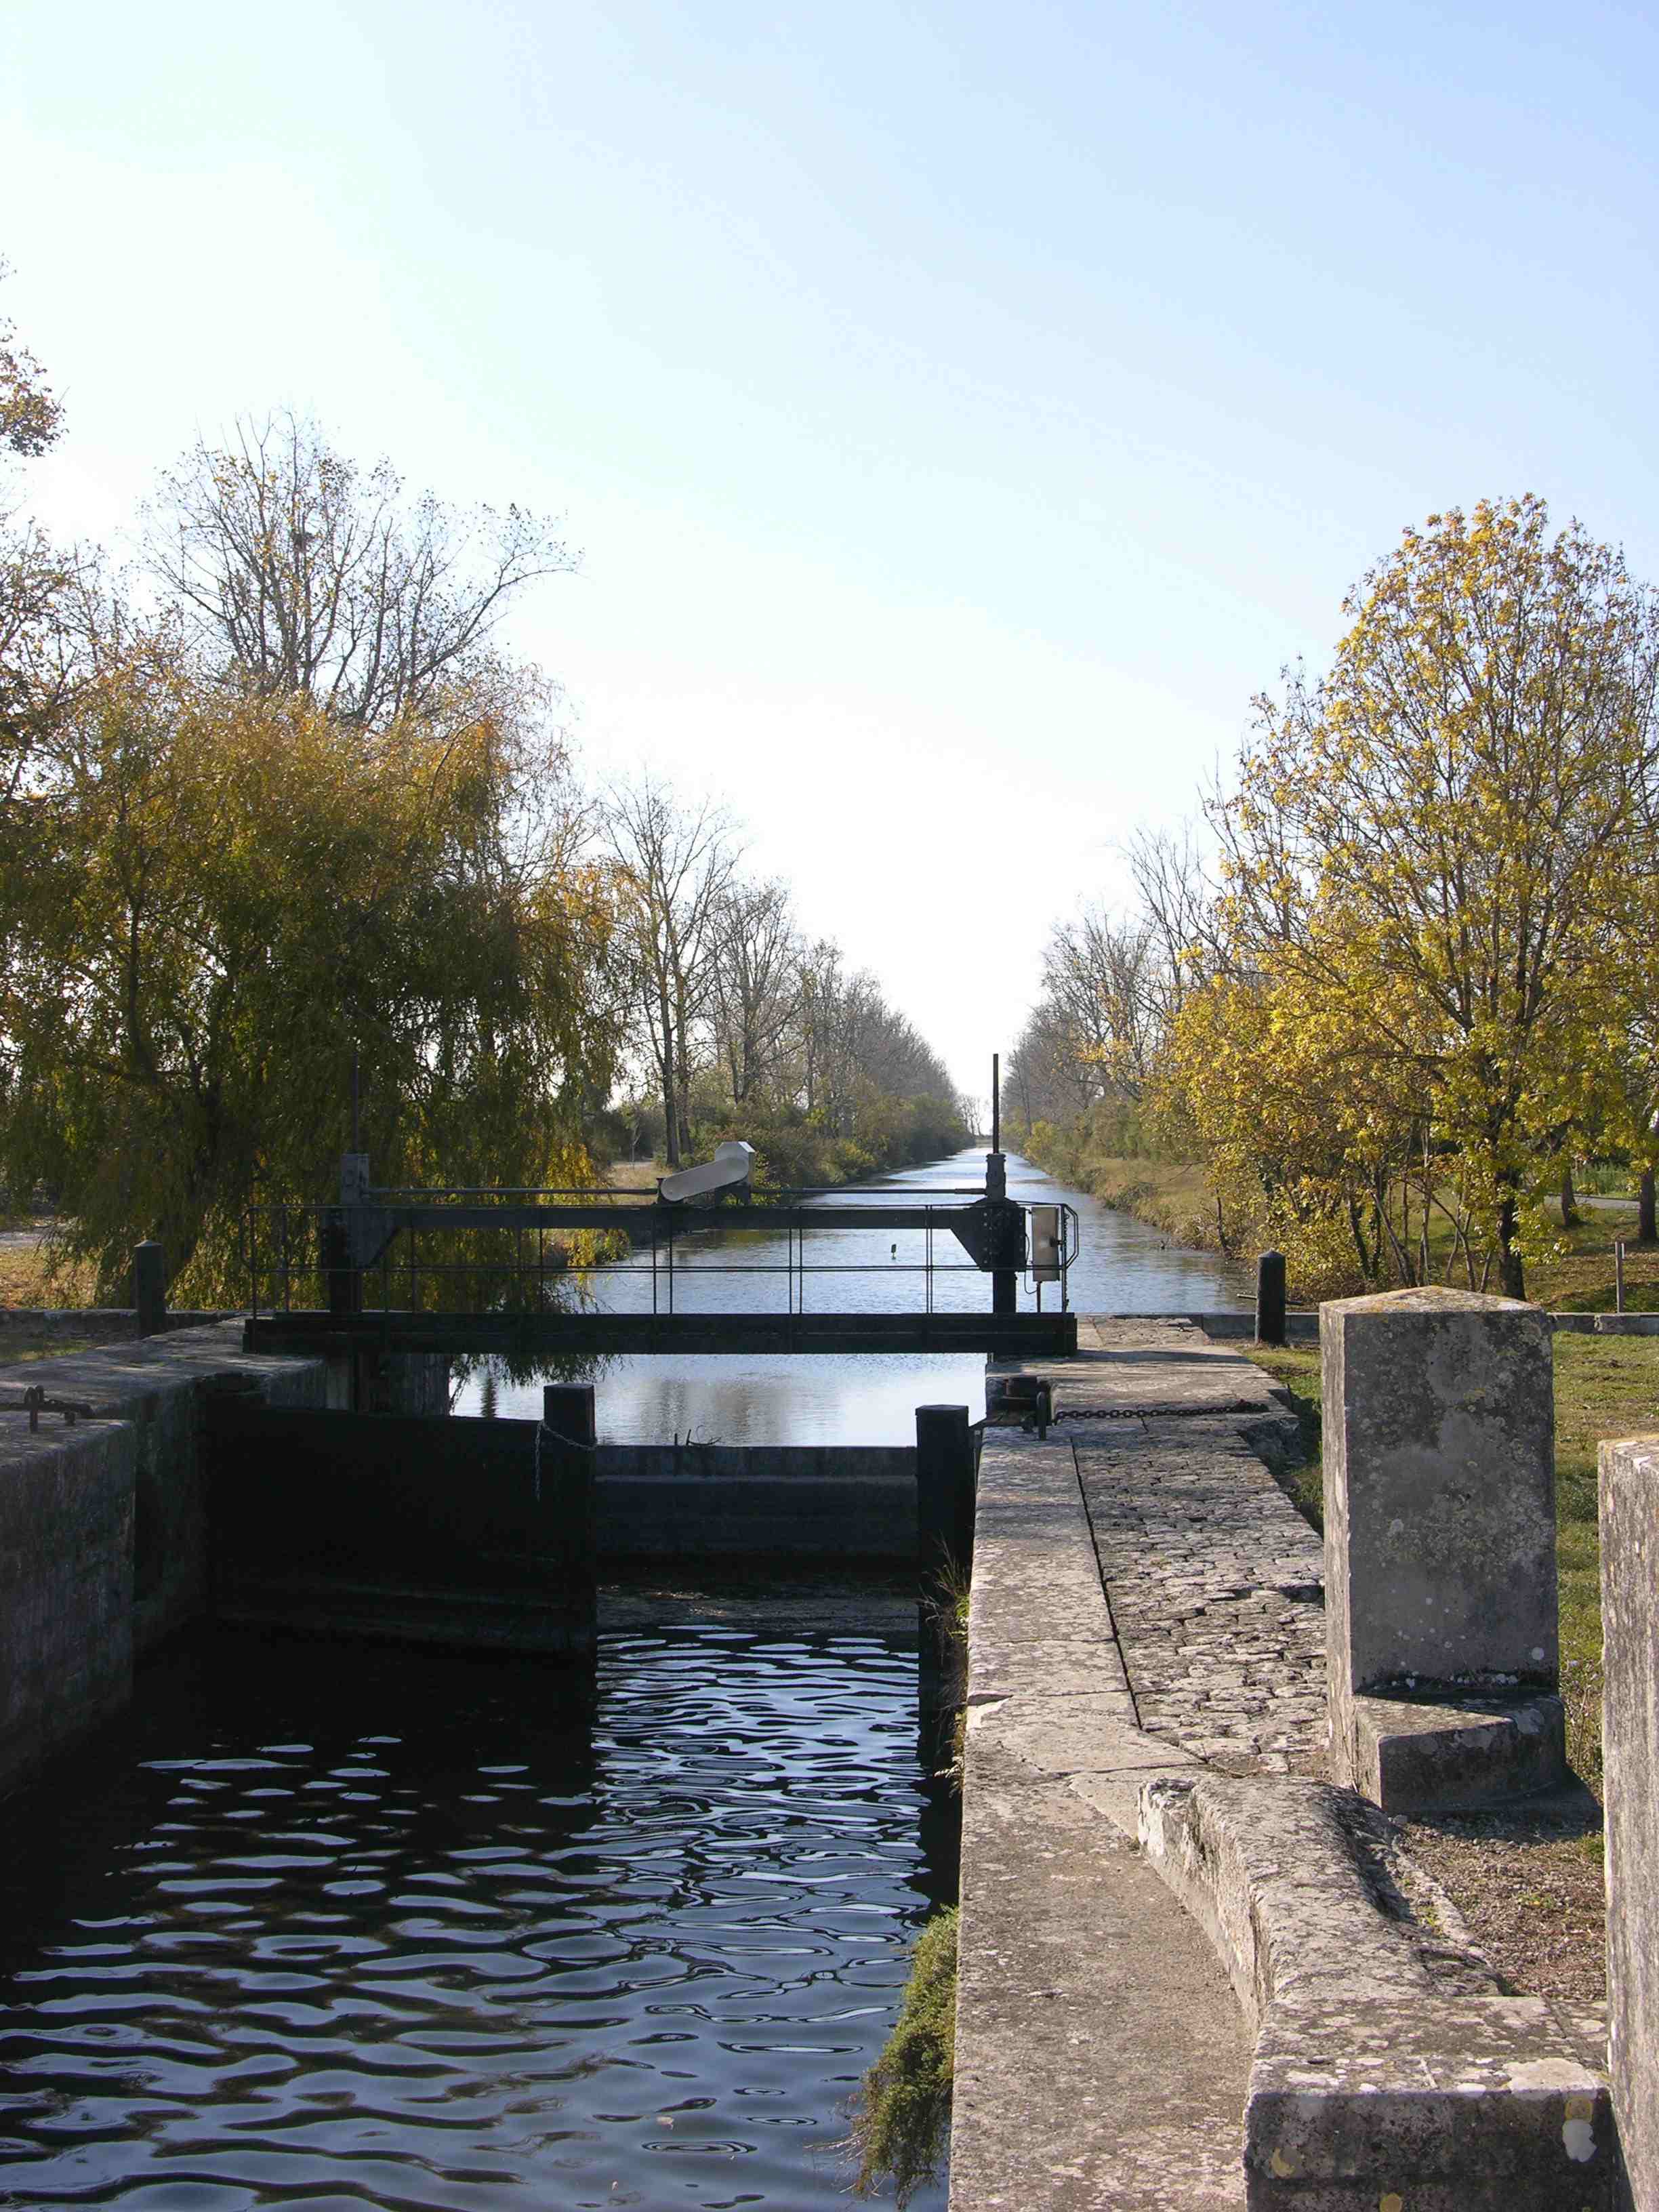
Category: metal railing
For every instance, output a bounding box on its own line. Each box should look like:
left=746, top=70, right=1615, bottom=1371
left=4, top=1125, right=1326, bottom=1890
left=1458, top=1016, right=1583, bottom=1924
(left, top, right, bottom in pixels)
left=245, top=1189, right=1077, bottom=1324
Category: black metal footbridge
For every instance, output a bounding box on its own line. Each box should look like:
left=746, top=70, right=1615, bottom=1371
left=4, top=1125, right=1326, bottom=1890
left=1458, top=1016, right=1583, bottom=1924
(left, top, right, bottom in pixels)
left=243, top=1144, right=1079, bottom=1361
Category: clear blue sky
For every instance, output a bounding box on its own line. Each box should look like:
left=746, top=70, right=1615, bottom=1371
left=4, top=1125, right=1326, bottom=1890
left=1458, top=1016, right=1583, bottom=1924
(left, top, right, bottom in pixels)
left=5, top=0, right=1656, bottom=1099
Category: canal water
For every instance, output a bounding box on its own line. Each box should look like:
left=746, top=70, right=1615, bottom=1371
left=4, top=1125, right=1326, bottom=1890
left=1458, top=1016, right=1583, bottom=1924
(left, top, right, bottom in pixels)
left=456, top=1145, right=1247, bottom=1441
left=0, top=1149, right=1233, bottom=2208
left=0, top=1618, right=950, bottom=2210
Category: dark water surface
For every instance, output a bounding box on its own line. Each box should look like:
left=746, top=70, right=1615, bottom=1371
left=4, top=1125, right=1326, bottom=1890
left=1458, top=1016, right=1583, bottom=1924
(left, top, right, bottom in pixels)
left=0, top=1624, right=949, bottom=2211
left=456, top=1147, right=1248, bottom=1441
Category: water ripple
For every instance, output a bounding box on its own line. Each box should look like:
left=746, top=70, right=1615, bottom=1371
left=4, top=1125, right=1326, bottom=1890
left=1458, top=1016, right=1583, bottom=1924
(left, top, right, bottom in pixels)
left=0, top=1626, right=947, bottom=2209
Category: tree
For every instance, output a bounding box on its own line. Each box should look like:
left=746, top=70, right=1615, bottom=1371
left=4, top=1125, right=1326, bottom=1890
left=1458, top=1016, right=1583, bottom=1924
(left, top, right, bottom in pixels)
left=603, top=777, right=740, bottom=1166
left=145, top=412, right=575, bottom=731
left=0, top=659, right=616, bottom=1297
left=0, top=264, right=63, bottom=459
left=1189, top=497, right=1659, bottom=1297
left=0, top=265, right=75, bottom=787
left=709, top=876, right=800, bottom=1105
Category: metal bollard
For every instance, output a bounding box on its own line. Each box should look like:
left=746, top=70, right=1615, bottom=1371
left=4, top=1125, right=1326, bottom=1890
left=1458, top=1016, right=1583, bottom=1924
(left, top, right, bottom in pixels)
left=916, top=1403, right=975, bottom=1583
left=134, top=1242, right=166, bottom=1338
left=542, top=1383, right=596, bottom=1450
left=1255, top=1250, right=1287, bottom=1347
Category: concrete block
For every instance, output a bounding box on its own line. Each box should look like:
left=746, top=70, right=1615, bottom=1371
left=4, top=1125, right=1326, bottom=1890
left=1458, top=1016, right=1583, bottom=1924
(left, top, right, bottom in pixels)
left=1600, top=1434, right=1659, bottom=2212
left=1321, top=1286, right=1562, bottom=1805
left=1351, top=1689, right=1566, bottom=1814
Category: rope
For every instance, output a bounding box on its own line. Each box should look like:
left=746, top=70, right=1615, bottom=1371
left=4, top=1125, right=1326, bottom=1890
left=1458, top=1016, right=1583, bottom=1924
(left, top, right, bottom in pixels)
left=532, top=1422, right=598, bottom=1504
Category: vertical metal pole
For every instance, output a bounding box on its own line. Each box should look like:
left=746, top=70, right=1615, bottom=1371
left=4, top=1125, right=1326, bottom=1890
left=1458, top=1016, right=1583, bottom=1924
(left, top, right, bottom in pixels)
left=1256, top=1250, right=1288, bottom=1347
left=991, top=1051, right=1000, bottom=1155
left=134, top=1242, right=166, bottom=1338
left=351, top=1049, right=361, bottom=1153
left=541, top=1381, right=597, bottom=1643
left=1616, top=1238, right=1627, bottom=1315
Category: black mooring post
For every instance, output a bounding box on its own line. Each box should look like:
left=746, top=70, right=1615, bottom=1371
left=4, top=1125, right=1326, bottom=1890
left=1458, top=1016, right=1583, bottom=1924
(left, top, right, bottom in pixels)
left=916, top=1402, right=975, bottom=1586
left=542, top=1382, right=596, bottom=1452
left=541, top=1384, right=598, bottom=1628
left=134, top=1242, right=166, bottom=1338
left=1256, top=1250, right=1288, bottom=1347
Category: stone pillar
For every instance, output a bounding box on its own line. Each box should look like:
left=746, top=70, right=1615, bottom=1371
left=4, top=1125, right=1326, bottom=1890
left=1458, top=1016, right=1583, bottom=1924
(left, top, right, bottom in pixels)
left=1600, top=1435, right=1659, bottom=2211
left=1322, top=1286, right=1565, bottom=1811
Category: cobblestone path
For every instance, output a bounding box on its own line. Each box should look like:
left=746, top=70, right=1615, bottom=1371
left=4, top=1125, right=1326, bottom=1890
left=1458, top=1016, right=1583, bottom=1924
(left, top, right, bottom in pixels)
left=1072, top=1415, right=1328, bottom=1775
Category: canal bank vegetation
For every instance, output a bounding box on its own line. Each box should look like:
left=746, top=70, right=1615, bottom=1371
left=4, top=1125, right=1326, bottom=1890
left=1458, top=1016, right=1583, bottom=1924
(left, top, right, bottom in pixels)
left=598, top=773, right=972, bottom=1186
left=848, top=1903, right=958, bottom=2207
left=1008, top=498, right=1659, bottom=1311
left=0, top=283, right=968, bottom=1302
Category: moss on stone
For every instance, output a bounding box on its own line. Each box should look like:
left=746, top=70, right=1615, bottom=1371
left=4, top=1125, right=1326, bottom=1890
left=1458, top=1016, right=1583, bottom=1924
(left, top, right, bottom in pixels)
left=849, top=1904, right=958, bottom=2205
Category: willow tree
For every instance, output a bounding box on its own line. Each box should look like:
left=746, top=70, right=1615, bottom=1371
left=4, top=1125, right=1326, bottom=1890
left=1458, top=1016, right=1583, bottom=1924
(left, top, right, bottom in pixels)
left=1184, top=497, right=1659, bottom=1298
left=0, top=658, right=616, bottom=1299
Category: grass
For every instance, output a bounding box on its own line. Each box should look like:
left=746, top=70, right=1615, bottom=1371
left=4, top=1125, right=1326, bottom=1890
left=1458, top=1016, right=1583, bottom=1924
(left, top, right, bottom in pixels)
left=603, top=1158, right=663, bottom=1193
left=1048, top=1155, right=1223, bottom=1248
left=847, top=1905, right=958, bottom=2206
left=1242, top=1343, right=1325, bottom=1528
left=0, top=1225, right=98, bottom=1308
left=1236, top=1332, right=1659, bottom=1795
left=0, top=1334, right=108, bottom=1366
left=1528, top=1210, right=1659, bottom=1313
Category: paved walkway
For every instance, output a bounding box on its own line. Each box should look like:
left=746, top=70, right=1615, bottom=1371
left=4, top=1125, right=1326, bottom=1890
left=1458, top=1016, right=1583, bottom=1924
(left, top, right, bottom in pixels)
left=951, top=1318, right=1322, bottom=2211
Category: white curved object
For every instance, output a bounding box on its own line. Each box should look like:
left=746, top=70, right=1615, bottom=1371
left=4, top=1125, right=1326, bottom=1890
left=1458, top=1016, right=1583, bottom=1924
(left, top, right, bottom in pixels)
left=658, top=1140, right=756, bottom=1204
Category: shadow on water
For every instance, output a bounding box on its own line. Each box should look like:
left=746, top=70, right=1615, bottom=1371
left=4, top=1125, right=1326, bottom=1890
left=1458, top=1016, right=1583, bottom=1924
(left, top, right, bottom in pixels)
left=0, top=1614, right=949, bottom=2210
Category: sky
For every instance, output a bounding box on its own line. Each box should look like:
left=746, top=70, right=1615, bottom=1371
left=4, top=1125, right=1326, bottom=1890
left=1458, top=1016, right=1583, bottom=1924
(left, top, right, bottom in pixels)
left=4, top=0, right=1658, bottom=1103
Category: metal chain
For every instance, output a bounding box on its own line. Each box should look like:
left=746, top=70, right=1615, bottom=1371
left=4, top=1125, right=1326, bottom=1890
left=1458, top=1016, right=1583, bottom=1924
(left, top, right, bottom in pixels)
left=532, top=1422, right=598, bottom=1504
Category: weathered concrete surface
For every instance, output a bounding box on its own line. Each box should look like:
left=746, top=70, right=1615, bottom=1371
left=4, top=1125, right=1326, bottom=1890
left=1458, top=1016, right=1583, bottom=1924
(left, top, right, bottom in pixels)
left=1140, top=1774, right=1614, bottom=2211
left=954, top=1422, right=1250, bottom=2209
left=1321, top=1287, right=1563, bottom=1809
left=1600, top=1434, right=1659, bottom=2212
left=957, top=1317, right=1612, bottom=2212
left=1351, top=1687, right=1568, bottom=1814
left=12, top=1322, right=326, bottom=1654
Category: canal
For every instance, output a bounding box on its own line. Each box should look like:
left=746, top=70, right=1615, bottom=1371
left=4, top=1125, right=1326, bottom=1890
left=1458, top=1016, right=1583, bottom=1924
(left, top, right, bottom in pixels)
left=0, top=1151, right=1240, bottom=2208
left=457, top=1147, right=1247, bottom=1441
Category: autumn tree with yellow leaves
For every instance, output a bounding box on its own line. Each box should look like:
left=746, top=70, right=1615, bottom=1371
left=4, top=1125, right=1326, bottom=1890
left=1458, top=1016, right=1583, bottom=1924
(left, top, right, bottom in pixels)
left=1171, top=497, right=1659, bottom=1298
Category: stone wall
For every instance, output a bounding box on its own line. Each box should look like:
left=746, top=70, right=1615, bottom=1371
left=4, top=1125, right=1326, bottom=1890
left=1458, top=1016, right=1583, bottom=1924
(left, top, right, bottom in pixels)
left=0, top=1324, right=325, bottom=1795
left=0, top=1418, right=134, bottom=1797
